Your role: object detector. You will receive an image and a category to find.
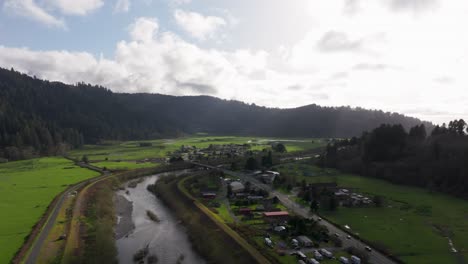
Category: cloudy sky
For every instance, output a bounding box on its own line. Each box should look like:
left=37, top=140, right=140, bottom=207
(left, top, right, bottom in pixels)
left=1, top=0, right=467, bottom=124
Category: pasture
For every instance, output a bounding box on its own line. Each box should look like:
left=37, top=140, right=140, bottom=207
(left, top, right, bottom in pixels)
left=68, top=136, right=326, bottom=162
left=275, top=162, right=468, bottom=263
left=91, top=160, right=159, bottom=170
left=0, top=157, right=99, bottom=263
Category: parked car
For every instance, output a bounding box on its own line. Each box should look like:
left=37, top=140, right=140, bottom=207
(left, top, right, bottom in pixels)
left=339, top=256, right=349, bottom=264
left=351, top=255, right=361, bottom=264
left=265, top=237, right=273, bottom=248
left=313, top=250, right=323, bottom=260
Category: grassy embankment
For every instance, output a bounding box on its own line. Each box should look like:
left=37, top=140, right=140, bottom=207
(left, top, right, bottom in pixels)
left=36, top=196, right=74, bottom=264
left=275, top=162, right=468, bottom=264
left=148, top=173, right=270, bottom=264
left=0, top=157, right=99, bottom=263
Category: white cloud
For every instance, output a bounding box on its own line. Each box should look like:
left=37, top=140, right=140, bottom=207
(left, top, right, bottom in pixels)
left=114, top=0, right=130, bottom=13
left=0, top=16, right=320, bottom=110
left=317, top=31, right=363, bottom=52
left=174, top=9, right=226, bottom=40
left=129, top=17, right=159, bottom=42
left=3, top=1, right=468, bottom=124
left=388, top=0, right=439, bottom=13
left=46, top=0, right=104, bottom=16
left=170, top=0, right=191, bottom=5
left=3, top=0, right=66, bottom=28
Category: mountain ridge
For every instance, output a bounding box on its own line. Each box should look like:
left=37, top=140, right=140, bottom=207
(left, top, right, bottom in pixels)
left=0, top=67, right=432, bottom=160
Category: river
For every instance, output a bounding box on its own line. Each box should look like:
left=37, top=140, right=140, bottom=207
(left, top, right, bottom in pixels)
left=115, top=171, right=205, bottom=264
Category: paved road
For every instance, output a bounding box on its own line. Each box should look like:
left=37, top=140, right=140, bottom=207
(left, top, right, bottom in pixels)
left=23, top=167, right=110, bottom=264
left=192, top=162, right=397, bottom=264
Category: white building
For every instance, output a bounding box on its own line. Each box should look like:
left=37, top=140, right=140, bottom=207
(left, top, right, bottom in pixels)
left=230, top=181, right=245, bottom=193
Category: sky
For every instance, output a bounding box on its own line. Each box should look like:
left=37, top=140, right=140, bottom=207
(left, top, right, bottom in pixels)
left=0, top=0, right=467, bottom=124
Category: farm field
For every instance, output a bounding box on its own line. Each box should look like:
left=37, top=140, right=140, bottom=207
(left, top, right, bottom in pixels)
left=68, top=136, right=326, bottom=162
left=91, top=160, right=159, bottom=170
left=0, top=157, right=99, bottom=263
left=275, top=162, right=468, bottom=264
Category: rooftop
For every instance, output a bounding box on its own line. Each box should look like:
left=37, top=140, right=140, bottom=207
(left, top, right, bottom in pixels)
left=263, top=211, right=289, bottom=217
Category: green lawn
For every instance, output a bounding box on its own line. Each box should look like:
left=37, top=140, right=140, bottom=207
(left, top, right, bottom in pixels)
left=217, top=203, right=235, bottom=223
left=68, top=136, right=326, bottom=162
left=0, top=157, right=99, bottom=263
left=276, top=163, right=468, bottom=264
left=91, top=161, right=158, bottom=170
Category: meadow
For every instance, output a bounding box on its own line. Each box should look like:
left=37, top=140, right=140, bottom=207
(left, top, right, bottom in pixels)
left=91, top=160, right=159, bottom=170
left=68, top=136, right=326, bottom=163
left=275, top=162, right=468, bottom=264
left=0, top=157, right=99, bottom=263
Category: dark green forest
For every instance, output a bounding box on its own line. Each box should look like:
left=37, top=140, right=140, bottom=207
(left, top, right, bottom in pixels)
left=0, top=67, right=430, bottom=160
left=320, top=121, right=468, bottom=198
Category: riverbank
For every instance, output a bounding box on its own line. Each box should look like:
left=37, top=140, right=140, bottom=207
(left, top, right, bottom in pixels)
left=148, top=173, right=261, bottom=264
left=114, top=194, right=134, bottom=239
left=115, top=172, right=205, bottom=264
left=61, top=163, right=194, bottom=264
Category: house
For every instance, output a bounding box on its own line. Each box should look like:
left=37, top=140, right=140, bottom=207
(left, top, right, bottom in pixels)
left=296, top=235, right=313, bottom=247
left=257, top=170, right=280, bottom=184
left=235, top=192, right=247, bottom=198
left=238, top=208, right=252, bottom=215
left=230, top=181, right=245, bottom=193
left=201, top=192, right=217, bottom=199
left=247, top=195, right=264, bottom=201
left=255, top=205, right=265, bottom=211
left=263, top=211, right=289, bottom=223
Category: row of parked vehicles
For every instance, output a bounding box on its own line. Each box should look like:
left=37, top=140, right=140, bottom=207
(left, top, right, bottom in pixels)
left=295, top=248, right=361, bottom=264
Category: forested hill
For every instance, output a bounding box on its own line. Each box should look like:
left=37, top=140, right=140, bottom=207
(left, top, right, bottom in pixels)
left=0, top=68, right=431, bottom=160
left=320, top=122, right=468, bottom=199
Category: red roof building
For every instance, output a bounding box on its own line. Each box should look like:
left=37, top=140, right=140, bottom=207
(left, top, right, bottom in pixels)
left=263, top=211, right=290, bottom=223
left=238, top=208, right=252, bottom=215
left=263, top=211, right=289, bottom=217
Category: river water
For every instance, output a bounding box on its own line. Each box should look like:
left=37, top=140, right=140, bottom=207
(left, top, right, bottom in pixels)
left=115, top=171, right=205, bottom=264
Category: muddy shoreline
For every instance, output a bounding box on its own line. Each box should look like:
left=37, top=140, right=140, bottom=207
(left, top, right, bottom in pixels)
left=114, top=193, right=135, bottom=240
left=114, top=172, right=205, bottom=264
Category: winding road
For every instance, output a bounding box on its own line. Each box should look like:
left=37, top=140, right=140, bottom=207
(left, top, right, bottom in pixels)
left=22, top=163, right=110, bottom=264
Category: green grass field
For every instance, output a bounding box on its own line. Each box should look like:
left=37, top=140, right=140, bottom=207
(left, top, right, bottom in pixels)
left=0, top=157, right=99, bottom=263
left=68, top=136, right=326, bottom=162
left=91, top=160, right=158, bottom=170
left=275, top=163, right=468, bottom=264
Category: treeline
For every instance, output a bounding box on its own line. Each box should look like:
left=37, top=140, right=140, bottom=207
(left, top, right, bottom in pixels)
left=319, top=120, right=468, bottom=199
left=0, top=67, right=431, bottom=160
